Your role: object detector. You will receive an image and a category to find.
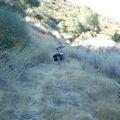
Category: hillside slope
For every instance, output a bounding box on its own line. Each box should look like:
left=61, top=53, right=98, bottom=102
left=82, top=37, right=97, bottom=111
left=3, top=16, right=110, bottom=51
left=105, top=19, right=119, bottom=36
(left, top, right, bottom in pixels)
left=0, top=23, right=119, bottom=119
left=23, top=55, right=120, bottom=120
left=0, top=1, right=120, bottom=120
left=16, top=25, right=120, bottom=119
left=25, top=22, right=120, bottom=119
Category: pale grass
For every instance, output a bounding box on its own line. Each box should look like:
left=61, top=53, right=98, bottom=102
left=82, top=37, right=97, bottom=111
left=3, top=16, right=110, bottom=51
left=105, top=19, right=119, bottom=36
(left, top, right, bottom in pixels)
left=0, top=46, right=34, bottom=119
left=1, top=29, right=120, bottom=119
left=0, top=21, right=120, bottom=120
left=68, top=39, right=120, bottom=80
left=27, top=58, right=119, bottom=120
left=0, top=22, right=66, bottom=120
left=1, top=42, right=120, bottom=119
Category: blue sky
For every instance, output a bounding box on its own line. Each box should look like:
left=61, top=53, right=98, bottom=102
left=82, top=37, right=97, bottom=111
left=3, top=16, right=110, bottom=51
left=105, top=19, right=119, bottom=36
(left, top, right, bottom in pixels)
left=66, top=0, right=120, bottom=20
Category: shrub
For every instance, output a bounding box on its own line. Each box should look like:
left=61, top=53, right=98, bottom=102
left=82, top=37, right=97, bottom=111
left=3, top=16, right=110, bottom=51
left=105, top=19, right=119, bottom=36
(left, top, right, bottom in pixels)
left=58, top=18, right=85, bottom=37
left=0, top=0, right=40, bottom=16
left=58, top=6, right=100, bottom=36
left=79, top=6, right=100, bottom=32
left=0, top=6, right=29, bottom=50
left=10, top=2, right=25, bottom=16
left=112, top=32, right=120, bottom=42
left=36, top=14, right=44, bottom=21
left=25, top=0, right=40, bottom=7
left=66, top=18, right=85, bottom=35
left=48, top=16, right=60, bottom=24
left=0, top=0, right=25, bottom=16
left=58, top=20, right=67, bottom=33
left=42, top=18, right=59, bottom=30
left=47, top=20, right=59, bottom=30
left=58, top=8, right=85, bottom=36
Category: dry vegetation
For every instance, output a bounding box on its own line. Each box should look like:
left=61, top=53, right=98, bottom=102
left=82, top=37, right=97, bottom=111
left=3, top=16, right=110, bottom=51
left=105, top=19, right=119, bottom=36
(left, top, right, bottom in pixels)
left=0, top=23, right=120, bottom=119
left=0, top=0, right=120, bottom=120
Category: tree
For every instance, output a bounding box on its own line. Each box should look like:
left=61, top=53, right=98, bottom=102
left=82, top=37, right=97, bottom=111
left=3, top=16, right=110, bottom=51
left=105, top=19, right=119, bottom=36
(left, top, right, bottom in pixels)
left=79, top=6, right=100, bottom=32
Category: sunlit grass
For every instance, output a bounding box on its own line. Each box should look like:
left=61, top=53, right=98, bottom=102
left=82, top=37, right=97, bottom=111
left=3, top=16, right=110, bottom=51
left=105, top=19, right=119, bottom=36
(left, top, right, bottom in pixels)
left=0, top=13, right=120, bottom=120
left=33, top=59, right=119, bottom=120
left=68, top=38, right=120, bottom=81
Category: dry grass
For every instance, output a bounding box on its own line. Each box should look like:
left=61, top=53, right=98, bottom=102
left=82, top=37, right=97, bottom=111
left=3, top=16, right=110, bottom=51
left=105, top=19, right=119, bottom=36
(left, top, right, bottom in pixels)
left=68, top=39, right=120, bottom=81
left=0, top=50, right=28, bottom=119
left=0, top=22, right=120, bottom=120
left=0, top=21, right=66, bottom=120
left=27, top=58, right=120, bottom=120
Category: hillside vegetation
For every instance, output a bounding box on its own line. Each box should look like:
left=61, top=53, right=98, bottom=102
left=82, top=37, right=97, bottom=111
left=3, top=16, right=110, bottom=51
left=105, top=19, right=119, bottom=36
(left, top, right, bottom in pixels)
left=0, top=0, right=120, bottom=120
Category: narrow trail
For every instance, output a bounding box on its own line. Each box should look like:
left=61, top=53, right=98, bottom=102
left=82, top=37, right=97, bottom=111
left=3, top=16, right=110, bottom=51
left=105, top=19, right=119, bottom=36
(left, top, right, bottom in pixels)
left=23, top=58, right=120, bottom=120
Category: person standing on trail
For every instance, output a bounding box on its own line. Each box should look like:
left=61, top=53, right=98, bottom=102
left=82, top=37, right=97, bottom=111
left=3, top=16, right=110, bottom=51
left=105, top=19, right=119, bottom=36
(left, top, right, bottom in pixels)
left=56, top=46, right=65, bottom=55
left=53, top=45, right=65, bottom=63
left=56, top=46, right=65, bottom=61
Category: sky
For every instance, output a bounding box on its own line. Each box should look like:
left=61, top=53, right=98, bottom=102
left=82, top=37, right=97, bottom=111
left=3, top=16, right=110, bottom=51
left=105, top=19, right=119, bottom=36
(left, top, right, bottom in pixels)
left=66, top=0, right=120, bottom=21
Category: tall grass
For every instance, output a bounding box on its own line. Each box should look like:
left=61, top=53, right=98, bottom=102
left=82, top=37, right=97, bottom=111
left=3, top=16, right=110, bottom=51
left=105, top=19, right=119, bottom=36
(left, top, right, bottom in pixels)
left=38, top=63, right=119, bottom=120
left=0, top=27, right=119, bottom=119
left=0, top=23, right=57, bottom=119
left=69, top=43, right=120, bottom=82
left=0, top=48, right=28, bottom=119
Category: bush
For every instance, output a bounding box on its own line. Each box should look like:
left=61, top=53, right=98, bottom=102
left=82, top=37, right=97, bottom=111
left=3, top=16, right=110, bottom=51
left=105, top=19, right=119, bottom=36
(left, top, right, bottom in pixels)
left=0, top=0, right=40, bottom=16
left=112, top=32, right=120, bottom=42
left=58, top=6, right=100, bottom=36
left=25, top=0, right=40, bottom=7
left=79, top=6, right=100, bottom=32
left=10, top=2, right=25, bottom=16
left=47, top=21, right=59, bottom=30
left=36, top=14, right=44, bottom=21
left=0, top=6, right=29, bottom=50
left=66, top=18, right=85, bottom=37
left=0, top=0, right=25, bottom=16
left=58, top=20, right=67, bottom=33
left=42, top=18, right=59, bottom=30
left=48, top=16, right=60, bottom=24
left=58, top=18, right=85, bottom=37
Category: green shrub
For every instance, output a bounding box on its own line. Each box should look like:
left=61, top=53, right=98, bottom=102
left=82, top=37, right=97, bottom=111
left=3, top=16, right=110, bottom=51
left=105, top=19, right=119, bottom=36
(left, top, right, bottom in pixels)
left=58, top=20, right=67, bottom=33
left=10, top=2, right=25, bottom=16
left=36, top=14, right=44, bottom=21
left=0, top=0, right=25, bottom=16
left=0, top=0, right=40, bottom=16
left=58, top=18, right=85, bottom=37
left=48, top=16, right=60, bottom=24
left=66, top=18, right=85, bottom=36
left=25, top=0, right=40, bottom=7
left=58, top=6, right=100, bottom=36
left=42, top=18, right=59, bottom=30
left=79, top=6, right=100, bottom=32
left=0, top=6, right=29, bottom=50
left=112, top=32, right=120, bottom=42
left=47, top=21, right=59, bottom=30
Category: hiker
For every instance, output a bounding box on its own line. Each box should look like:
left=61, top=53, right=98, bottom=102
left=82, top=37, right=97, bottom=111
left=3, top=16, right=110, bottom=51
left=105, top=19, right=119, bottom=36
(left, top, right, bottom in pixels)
left=57, top=45, right=65, bottom=55
left=53, top=45, right=65, bottom=64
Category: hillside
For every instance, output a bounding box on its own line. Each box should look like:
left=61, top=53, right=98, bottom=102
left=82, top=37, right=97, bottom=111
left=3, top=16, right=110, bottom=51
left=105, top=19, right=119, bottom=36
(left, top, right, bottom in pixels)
left=0, top=24, right=120, bottom=119
left=0, top=0, right=120, bottom=120
left=25, top=0, right=120, bottom=41
left=26, top=57, right=120, bottom=120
